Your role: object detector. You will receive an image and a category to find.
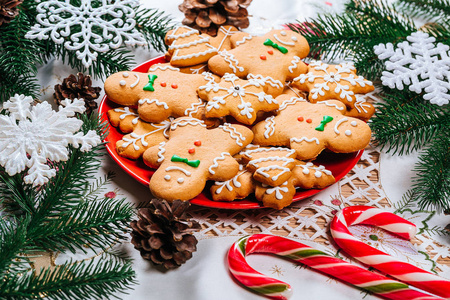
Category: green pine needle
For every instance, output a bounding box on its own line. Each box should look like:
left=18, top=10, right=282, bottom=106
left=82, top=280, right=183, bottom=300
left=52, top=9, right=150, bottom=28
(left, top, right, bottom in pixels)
left=0, top=254, right=136, bottom=300
left=135, top=8, right=173, bottom=53
left=0, top=216, right=30, bottom=276
left=412, top=132, right=450, bottom=212
left=396, top=0, right=450, bottom=23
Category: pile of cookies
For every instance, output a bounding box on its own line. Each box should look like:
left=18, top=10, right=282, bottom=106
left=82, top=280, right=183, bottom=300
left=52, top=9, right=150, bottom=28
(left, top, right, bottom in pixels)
left=105, top=25, right=375, bottom=209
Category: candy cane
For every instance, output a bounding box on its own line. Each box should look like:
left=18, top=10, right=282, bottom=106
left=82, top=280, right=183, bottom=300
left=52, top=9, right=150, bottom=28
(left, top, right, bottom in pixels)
left=228, top=234, right=442, bottom=300
left=331, top=206, right=450, bottom=299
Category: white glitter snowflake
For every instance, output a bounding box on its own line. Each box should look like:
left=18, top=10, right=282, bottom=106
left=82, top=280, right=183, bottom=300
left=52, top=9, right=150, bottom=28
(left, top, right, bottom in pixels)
left=374, top=31, right=450, bottom=106
left=25, top=0, right=146, bottom=68
left=0, top=95, right=101, bottom=186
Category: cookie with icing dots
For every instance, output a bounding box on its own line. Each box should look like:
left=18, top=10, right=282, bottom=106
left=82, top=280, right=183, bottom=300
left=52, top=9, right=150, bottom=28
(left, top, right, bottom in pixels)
left=208, top=29, right=309, bottom=96
left=292, top=60, right=374, bottom=108
left=240, top=147, right=297, bottom=187
left=255, top=160, right=335, bottom=209
left=252, top=96, right=372, bottom=160
left=198, top=73, right=279, bottom=125
left=104, top=64, right=217, bottom=124
left=142, top=117, right=253, bottom=201
left=108, top=107, right=171, bottom=160
left=165, top=25, right=218, bottom=67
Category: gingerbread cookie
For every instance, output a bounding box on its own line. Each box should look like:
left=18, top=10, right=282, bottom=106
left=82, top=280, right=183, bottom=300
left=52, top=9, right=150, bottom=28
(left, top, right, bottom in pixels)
left=143, top=117, right=253, bottom=201
left=292, top=61, right=374, bottom=108
left=210, top=165, right=254, bottom=202
left=208, top=29, right=309, bottom=96
left=240, top=147, right=297, bottom=187
left=108, top=107, right=171, bottom=159
left=252, top=97, right=372, bottom=160
left=198, top=73, right=279, bottom=125
left=343, top=93, right=376, bottom=121
left=165, top=25, right=218, bottom=67
left=255, top=160, right=335, bottom=209
left=104, top=65, right=216, bottom=123
left=208, top=25, right=239, bottom=51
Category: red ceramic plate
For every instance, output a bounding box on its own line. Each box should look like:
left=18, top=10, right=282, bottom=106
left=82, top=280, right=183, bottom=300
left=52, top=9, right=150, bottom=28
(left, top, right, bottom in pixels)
left=99, top=56, right=364, bottom=209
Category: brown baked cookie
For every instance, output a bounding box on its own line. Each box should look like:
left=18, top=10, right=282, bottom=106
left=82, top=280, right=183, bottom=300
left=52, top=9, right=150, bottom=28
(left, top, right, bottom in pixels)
left=240, top=146, right=297, bottom=187
left=104, top=65, right=217, bottom=123
left=198, top=73, right=279, bottom=125
left=108, top=107, right=171, bottom=160
left=165, top=25, right=218, bottom=67
left=208, top=25, right=239, bottom=51
left=252, top=97, right=372, bottom=160
left=143, top=117, right=253, bottom=201
left=210, top=165, right=254, bottom=202
left=208, top=29, right=310, bottom=96
left=292, top=61, right=374, bottom=108
left=255, top=160, right=335, bottom=210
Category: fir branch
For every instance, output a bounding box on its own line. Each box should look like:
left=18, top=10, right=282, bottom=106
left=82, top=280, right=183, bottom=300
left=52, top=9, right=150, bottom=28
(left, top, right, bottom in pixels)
left=29, top=198, right=134, bottom=253
left=370, top=88, right=450, bottom=155
left=0, top=216, right=30, bottom=276
left=0, top=169, right=37, bottom=216
left=393, top=189, right=417, bottom=213
left=0, top=254, right=136, bottom=300
left=135, top=8, right=173, bottom=53
left=81, top=172, right=115, bottom=202
left=412, top=132, right=450, bottom=212
left=395, top=0, right=450, bottom=24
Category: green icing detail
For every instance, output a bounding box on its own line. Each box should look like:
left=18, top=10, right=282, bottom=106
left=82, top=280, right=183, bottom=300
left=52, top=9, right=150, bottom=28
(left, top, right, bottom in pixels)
left=171, top=154, right=200, bottom=168
left=369, top=234, right=379, bottom=241
left=252, top=284, right=290, bottom=295
left=263, top=39, right=288, bottom=54
left=287, top=249, right=327, bottom=259
left=315, top=115, right=334, bottom=131
left=363, top=282, right=408, bottom=294
left=143, top=74, right=158, bottom=91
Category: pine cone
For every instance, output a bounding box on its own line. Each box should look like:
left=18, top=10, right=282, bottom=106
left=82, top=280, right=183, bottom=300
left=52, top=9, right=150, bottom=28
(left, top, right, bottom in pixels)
left=179, top=0, right=252, bottom=36
left=53, top=73, right=101, bottom=115
left=0, top=0, right=22, bottom=26
left=130, top=199, right=201, bottom=269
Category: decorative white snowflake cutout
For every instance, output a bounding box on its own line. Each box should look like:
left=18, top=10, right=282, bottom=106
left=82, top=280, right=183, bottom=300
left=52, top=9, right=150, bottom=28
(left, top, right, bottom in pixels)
left=0, top=94, right=101, bottom=186
left=374, top=31, right=450, bottom=106
left=25, top=0, right=146, bottom=68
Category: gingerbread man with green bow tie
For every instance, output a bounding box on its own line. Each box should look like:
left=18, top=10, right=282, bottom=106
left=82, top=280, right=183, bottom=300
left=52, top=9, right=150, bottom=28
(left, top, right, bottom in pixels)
left=208, top=29, right=310, bottom=96
left=143, top=117, right=253, bottom=201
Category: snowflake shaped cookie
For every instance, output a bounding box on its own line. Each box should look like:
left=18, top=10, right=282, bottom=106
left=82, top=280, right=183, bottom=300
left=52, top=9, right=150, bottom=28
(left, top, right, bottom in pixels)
left=292, top=61, right=374, bottom=107
left=374, top=31, right=450, bottom=106
left=25, top=0, right=146, bottom=68
left=0, top=94, right=101, bottom=186
left=198, top=73, right=279, bottom=125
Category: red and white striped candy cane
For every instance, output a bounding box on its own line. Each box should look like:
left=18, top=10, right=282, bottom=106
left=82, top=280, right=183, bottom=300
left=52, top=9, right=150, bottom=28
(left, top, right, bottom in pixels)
left=227, top=234, right=442, bottom=300
left=331, top=205, right=450, bottom=299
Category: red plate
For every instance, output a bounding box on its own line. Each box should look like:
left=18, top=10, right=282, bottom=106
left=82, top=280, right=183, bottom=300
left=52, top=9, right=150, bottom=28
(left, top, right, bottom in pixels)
left=99, top=56, right=363, bottom=209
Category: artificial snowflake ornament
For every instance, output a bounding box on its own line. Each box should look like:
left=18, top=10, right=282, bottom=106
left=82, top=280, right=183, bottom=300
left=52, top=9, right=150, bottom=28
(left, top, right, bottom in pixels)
left=374, top=31, right=450, bottom=106
left=25, top=0, right=146, bottom=68
left=0, top=94, right=101, bottom=186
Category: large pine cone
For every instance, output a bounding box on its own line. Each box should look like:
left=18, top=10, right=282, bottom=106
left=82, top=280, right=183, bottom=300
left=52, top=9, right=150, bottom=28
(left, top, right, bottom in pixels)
left=130, top=199, right=201, bottom=269
left=53, top=72, right=101, bottom=115
left=0, top=0, right=22, bottom=26
left=179, top=0, right=252, bottom=36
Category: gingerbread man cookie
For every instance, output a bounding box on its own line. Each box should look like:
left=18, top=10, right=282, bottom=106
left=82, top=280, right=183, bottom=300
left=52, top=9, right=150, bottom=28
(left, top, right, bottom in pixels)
left=208, top=29, right=309, bottom=96
left=210, top=165, right=254, bottom=202
left=252, top=97, right=372, bottom=160
left=165, top=25, right=218, bottom=67
left=108, top=107, right=171, bottom=159
left=198, top=73, right=279, bottom=125
left=240, top=147, right=297, bottom=187
left=143, top=117, right=253, bottom=201
left=292, top=61, right=374, bottom=108
left=104, top=65, right=216, bottom=123
left=255, top=160, right=335, bottom=209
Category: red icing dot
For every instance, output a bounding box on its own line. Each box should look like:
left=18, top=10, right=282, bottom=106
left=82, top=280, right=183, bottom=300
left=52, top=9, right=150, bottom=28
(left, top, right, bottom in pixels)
left=267, top=50, right=273, bottom=55
left=194, top=140, right=201, bottom=146
left=188, top=148, right=195, bottom=154
left=160, top=82, right=166, bottom=87
left=306, top=119, right=312, bottom=123
left=171, top=83, right=178, bottom=89
left=260, top=55, right=267, bottom=60
left=297, top=116, right=304, bottom=122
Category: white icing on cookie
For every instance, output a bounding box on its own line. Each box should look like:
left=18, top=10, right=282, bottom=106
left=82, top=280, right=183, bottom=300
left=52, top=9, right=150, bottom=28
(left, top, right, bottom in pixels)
left=184, top=98, right=204, bottom=117
left=170, top=117, right=207, bottom=130
left=121, top=119, right=171, bottom=150
left=257, top=166, right=290, bottom=181
left=273, top=34, right=295, bottom=46
left=209, top=152, right=231, bottom=175
left=263, top=116, right=276, bottom=139
left=219, top=123, right=246, bottom=146
left=130, top=73, right=140, bottom=88
left=235, top=34, right=253, bottom=46
left=214, top=168, right=246, bottom=194
left=148, top=65, right=180, bottom=72
left=119, top=80, right=126, bottom=86
left=177, top=178, right=185, bottom=183
left=345, top=130, right=352, bottom=136
left=165, top=166, right=191, bottom=176
left=114, top=107, right=139, bottom=125
left=351, top=121, right=358, bottom=126
left=265, top=181, right=289, bottom=200
left=164, top=175, right=171, bottom=181
left=157, top=142, right=166, bottom=163
left=290, top=137, right=320, bottom=145
left=316, top=100, right=345, bottom=111
left=334, top=117, right=348, bottom=135
left=218, top=49, right=245, bottom=73
left=278, top=97, right=306, bottom=111
left=288, top=56, right=301, bottom=73
left=138, top=98, right=169, bottom=109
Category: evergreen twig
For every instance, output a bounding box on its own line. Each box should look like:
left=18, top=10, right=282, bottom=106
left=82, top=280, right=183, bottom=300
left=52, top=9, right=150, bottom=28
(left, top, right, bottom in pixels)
left=395, top=0, right=450, bottom=24
left=135, top=8, right=173, bottom=53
